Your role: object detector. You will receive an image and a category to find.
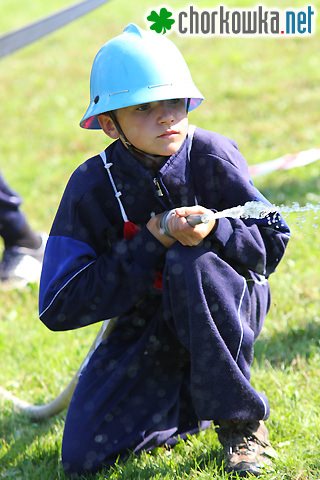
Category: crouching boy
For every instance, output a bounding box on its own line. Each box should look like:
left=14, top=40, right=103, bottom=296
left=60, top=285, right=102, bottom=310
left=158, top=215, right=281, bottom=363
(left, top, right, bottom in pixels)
left=39, top=24, right=290, bottom=476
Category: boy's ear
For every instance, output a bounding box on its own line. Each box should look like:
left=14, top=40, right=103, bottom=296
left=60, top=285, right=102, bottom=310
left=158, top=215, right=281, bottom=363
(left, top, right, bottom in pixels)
left=98, top=114, right=119, bottom=139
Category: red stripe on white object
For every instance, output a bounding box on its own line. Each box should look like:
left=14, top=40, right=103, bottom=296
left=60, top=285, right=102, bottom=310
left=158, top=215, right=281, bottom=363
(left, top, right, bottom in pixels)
left=249, top=148, right=320, bottom=177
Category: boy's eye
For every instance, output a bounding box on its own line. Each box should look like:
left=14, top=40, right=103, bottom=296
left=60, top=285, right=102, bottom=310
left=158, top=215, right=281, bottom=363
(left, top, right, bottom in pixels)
left=136, top=103, right=150, bottom=111
left=168, top=98, right=182, bottom=105
left=135, top=99, right=183, bottom=112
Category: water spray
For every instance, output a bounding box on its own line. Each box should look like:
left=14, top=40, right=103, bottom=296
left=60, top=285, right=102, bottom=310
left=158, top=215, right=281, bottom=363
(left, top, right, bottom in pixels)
left=185, top=201, right=279, bottom=227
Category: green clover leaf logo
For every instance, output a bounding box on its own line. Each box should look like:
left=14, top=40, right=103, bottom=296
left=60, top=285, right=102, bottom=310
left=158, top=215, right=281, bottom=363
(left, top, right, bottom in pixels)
left=147, top=7, right=175, bottom=34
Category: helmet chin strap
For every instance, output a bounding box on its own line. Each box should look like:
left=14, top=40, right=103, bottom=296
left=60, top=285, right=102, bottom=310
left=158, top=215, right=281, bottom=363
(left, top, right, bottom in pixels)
left=108, top=111, right=168, bottom=168
left=108, top=99, right=191, bottom=170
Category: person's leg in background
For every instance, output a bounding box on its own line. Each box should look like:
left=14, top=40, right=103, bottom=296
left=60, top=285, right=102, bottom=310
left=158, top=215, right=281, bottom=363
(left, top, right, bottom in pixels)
left=0, top=173, right=47, bottom=287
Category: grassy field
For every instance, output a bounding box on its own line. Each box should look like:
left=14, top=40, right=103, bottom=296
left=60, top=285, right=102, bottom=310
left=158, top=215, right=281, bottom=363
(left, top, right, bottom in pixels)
left=0, top=0, right=320, bottom=479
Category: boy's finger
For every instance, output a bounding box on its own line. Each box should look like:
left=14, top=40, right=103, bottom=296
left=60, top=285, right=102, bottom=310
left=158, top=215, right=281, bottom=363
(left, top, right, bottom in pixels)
left=175, top=206, right=206, bottom=217
left=174, top=207, right=189, bottom=216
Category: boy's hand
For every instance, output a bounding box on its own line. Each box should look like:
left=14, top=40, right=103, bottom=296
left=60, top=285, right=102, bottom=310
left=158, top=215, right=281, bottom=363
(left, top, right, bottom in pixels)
left=168, top=206, right=216, bottom=246
left=147, top=214, right=176, bottom=248
left=146, top=206, right=216, bottom=248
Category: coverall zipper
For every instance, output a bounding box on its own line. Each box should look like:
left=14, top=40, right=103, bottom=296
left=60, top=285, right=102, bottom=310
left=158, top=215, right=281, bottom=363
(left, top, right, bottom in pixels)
left=153, top=178, right=164, bottom=197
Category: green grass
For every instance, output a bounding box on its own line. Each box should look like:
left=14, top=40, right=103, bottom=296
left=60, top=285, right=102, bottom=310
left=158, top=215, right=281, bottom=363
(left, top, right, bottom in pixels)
left=1, top=0, right=320, bottom=478
left=0, top=0, right=83, bottom=33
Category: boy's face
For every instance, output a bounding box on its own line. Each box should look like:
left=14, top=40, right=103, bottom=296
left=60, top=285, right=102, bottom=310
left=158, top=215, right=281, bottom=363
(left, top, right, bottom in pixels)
left=99, top=99, right=188, bottom=157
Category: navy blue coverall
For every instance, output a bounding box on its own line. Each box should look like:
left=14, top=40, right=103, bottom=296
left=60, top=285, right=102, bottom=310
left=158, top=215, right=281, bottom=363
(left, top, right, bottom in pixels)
left=39, top=127, right=290, bottom=474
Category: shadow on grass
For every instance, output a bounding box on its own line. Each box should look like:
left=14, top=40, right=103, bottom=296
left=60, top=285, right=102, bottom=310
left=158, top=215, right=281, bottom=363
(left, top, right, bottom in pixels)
left=0, top=408, right=227, bottom=480
left=96, top=441, right=225, bottom=480
left=254, top=320, right=320, bottom=367
left=0, top=409, right=66, bottom=479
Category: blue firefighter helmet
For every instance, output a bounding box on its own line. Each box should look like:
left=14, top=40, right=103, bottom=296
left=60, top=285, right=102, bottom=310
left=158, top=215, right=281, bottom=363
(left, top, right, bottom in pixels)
left=80, top=24, right=204, bottom=129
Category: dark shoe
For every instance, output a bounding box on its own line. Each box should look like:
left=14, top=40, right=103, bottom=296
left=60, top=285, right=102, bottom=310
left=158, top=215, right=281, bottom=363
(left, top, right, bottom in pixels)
left=0, top=233, right=48, bottom=288
left=216, top=419, right=277, bottom=477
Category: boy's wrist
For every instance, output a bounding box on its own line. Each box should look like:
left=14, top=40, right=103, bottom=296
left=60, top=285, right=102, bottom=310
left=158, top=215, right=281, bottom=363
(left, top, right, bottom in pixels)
left=147, top=213, right=176, bottom=248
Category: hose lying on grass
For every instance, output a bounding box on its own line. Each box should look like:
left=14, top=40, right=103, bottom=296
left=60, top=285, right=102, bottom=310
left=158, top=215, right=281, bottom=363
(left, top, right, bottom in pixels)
left=0, top=317, right=117, bottom=421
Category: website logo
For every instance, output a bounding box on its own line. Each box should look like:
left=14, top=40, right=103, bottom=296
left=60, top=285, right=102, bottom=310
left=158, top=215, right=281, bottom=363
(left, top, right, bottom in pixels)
left=146, top=5, right=316, bottom=37
left=147, top=7, right=175, bottom=33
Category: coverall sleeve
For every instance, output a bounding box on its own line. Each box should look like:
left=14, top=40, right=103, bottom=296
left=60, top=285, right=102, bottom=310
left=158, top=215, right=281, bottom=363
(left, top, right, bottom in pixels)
left=39, top=175, right=167, bottom=332
left=207, top=153, right=290, bottom=277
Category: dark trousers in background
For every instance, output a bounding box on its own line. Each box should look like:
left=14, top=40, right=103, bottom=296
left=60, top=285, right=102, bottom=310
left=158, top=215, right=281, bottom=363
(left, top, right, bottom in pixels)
left=0, top=173, right=28, bottom=247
